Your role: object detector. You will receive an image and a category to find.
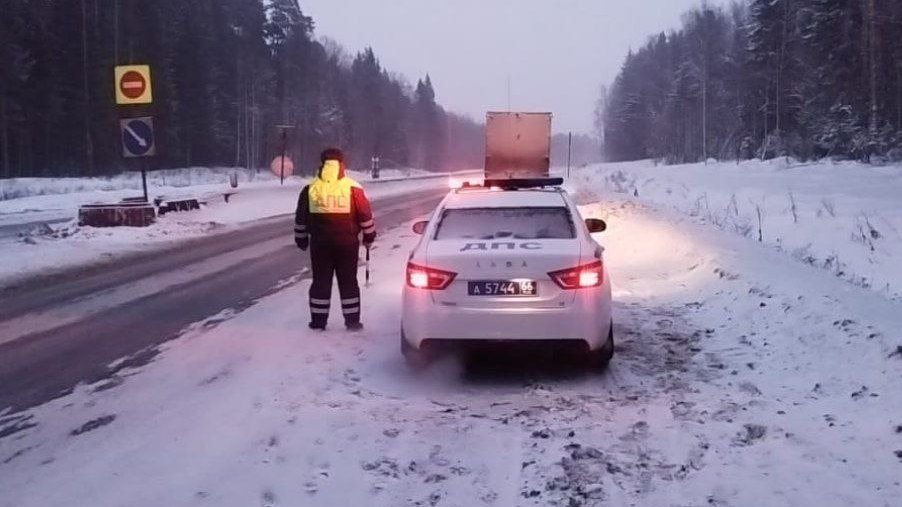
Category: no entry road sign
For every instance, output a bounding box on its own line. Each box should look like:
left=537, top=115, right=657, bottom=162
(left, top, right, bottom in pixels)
left=120, top=117, right=156, bottom=157
left=115, top=65, right=153, bottom=105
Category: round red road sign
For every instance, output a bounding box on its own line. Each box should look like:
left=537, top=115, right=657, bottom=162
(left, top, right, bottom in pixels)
left=270, top=156, right=295, bottom=178
left=120, top=70, right=146, bottom=99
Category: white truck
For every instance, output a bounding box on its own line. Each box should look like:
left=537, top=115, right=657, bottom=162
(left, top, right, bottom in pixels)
left=484, top=112, right=553, bottom=181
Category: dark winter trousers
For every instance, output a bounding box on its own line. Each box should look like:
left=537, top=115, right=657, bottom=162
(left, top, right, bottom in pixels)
left=309, top=240, right=361, bottom=326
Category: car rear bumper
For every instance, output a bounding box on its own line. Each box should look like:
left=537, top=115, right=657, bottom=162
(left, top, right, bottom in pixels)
left=402, top=286, right=612, bottom=350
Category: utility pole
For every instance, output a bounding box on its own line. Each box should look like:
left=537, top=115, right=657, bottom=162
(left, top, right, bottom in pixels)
left=701, top=6, right=709, bottom=164
left=506, top=75, right=511, bottom=111
left=567, top=132, right=572, bottom=178
left=868, top=0, right=879, bottom=136
left=80, top=0, right=94, bottom=175
left=1, top=94, right=8, bottom=178
left=113, top=0, right=119, bottom=63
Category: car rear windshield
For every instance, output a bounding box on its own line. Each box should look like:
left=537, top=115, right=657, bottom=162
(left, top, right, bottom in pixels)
left=434, top=207, right=575, bottom=240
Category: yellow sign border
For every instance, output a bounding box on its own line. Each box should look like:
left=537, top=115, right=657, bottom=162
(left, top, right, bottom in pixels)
left=114, top=65, right=153, bottom=105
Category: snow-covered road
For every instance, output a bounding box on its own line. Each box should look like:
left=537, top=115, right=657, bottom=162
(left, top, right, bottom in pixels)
left=1, top=188, right=900, bottom=507
left=0, top=169, right=479, bottom=290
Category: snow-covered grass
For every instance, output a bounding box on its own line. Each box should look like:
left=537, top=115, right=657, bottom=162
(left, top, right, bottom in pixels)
left=0, top=166, right=435, bottom=201
left=569, top=158, right=902, bottom=300
left=2, top=194, right=899, bottom=506
left=0, top=170, right=473, bottom=290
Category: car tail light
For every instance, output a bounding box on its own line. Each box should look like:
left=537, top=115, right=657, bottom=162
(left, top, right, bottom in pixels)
left=548, top=260, right=604, bottom=289
left=407, top=262, right=457, bottom=290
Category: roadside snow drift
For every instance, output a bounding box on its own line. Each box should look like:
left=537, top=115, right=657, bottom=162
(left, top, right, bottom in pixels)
left=571, top=159, right=902, bottom=300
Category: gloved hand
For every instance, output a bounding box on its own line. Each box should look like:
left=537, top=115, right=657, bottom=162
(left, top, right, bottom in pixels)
left=295, top=237, right=309, bottom=251
left=362, top=232, right=376, bottom=247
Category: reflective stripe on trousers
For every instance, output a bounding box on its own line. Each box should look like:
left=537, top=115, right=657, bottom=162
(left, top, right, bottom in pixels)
left=341, top=297, right=360, bottom=315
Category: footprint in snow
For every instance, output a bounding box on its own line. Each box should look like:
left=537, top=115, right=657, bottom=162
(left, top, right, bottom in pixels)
left=343, top=369, right=361, bottom=384
left=260, top=489, right=276, bottom=507
left=619, top=420, right=650, bottom=442
left=733, top=424, right=767, bottom=446
left=738, top=381, right=762, bottom=396
left=850, top=385, right=876, bottom=400
left=670, top=400, right=696, bottom=420
left=69, top=414, right=116, bottom=436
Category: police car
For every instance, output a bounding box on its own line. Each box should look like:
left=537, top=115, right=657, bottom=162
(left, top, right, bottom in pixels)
left=400, top=177, right=614, bottom=368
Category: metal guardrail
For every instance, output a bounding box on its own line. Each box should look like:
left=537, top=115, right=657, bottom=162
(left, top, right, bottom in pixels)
left=364, top=170, right=483, bottom=185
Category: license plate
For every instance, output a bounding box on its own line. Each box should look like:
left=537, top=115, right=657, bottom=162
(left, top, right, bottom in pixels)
left=468, top=280, right=537, bottom=296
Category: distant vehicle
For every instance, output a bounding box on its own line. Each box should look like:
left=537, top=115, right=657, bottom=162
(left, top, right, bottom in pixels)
left=400, top=178, right=614, bottom=368
left=484, top=111, right=553, bottom=180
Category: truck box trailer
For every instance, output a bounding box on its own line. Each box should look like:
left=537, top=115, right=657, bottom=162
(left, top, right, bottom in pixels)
left=484, top=112, right=552, bottom=180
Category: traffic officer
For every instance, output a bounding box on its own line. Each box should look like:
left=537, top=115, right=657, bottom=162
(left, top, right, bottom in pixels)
left=294, top=148, right=376, bottom=331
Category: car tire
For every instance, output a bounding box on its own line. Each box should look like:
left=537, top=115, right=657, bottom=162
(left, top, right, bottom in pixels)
left=401, top=329, right=430, bottom=369
left=588, top=321, right=615, bottom=370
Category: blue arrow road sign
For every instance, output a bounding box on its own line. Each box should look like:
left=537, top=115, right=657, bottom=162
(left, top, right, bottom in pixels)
left=120, top=117, right=155, bottom=158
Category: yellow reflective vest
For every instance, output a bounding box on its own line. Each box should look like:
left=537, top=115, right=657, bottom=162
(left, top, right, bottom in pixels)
left=294, top=160, right=376, bottom=246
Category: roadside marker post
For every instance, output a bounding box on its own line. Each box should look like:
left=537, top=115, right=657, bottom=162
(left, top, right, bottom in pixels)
left=371, top=156, right=381, bottom=179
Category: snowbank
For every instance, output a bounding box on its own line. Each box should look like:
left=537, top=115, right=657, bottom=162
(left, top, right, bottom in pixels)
left=569, top=158, right=902, bottom=299
left=0, top=166, right=435, bottom=201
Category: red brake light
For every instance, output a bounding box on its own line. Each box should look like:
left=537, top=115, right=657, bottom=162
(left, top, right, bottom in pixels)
left=406, top=262, right=457, bottom=290
left=548, top=260, right=603, bottom=289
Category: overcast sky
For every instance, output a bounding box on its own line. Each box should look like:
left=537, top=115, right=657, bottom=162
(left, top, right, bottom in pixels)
left=301, top=0, right=716, bottom=135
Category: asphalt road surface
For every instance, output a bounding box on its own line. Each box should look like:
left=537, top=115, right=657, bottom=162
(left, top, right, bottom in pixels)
left=0, top=188, right=446, bottom=413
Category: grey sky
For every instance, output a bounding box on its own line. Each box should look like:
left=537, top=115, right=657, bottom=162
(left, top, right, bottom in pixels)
left=301, top=1, right=714, bottom=135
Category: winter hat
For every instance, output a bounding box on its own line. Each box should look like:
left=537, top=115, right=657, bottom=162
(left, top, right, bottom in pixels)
left=320, top=147, right=345, bottom=164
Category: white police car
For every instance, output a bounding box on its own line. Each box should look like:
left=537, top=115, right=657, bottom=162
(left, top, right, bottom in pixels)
left=401, top=178, right=613, bottom=368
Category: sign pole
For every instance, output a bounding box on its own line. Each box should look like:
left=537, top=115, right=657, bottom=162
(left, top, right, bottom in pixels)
left=141, top=162, right=148, bottom=202
left=280, top=129, right=287, bottom=185
left=273, top=124, right=295, bottom=182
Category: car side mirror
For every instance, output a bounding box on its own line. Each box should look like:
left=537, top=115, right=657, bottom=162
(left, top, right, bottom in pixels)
left=412, top=220, right=429, bottom=235
left=585, top=218, right=606, bottom=233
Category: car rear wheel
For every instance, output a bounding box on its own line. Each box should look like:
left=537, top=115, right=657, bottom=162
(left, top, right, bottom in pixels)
left=401, top=329, right=431, bottom=369
left=588, top=321, right=615, bottom=370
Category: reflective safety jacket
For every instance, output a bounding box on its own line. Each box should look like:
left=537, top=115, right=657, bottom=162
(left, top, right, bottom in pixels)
left=295, top=160, right=376, bottom=246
